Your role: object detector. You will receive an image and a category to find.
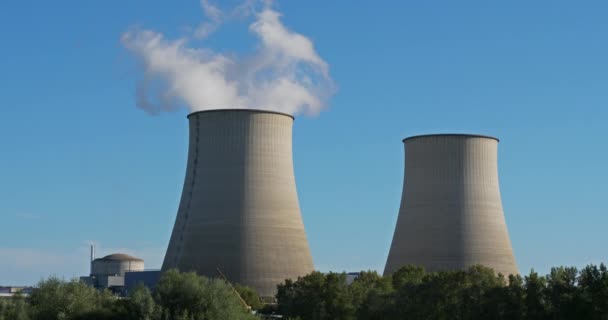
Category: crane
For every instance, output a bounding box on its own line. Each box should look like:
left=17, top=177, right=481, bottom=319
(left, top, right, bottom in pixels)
left=216, top=267, right=252, bottom=312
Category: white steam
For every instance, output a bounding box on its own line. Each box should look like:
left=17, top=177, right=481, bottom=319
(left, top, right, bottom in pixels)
left=194, top=0, right=222, bottom=39
left=121, top=1, right=334, bottom=115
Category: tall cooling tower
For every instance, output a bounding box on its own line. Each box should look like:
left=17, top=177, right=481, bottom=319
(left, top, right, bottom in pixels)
left=384, top=134, right=517, bottom=276
left=162, top=109, right=314, bottom=297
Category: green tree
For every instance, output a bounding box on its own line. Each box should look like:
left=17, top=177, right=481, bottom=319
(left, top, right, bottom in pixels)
left=389, top=265, right=508, bottom=320
left=419, top=270, right=468, bottom=319
left=503, top=274, right=526, bottom=320
left=70, top=309, right=126, bottom=320
left=0, top=294, right=31, bottom=320
left=29, top=277, right=115, bottom=320
left=578, top=264, right=608, bottom=319
left=276, top=271, right=355, bottom=320
left=349, top=271, right=392, bottom=320
left=127, top=284, right=157, bottom=320
left=322, top=272, right=355, bottom=320
left=461, top=265, right=506, bottom=319
left=277, top=271, right=326, bottom=319
left=387, top=265, right=427, bottom=319
left=234, top=284, right=262, bottom=310
left=154, top=269, right=256, bottom=320
left=390, top=265, right=425, bottom=289
left=278, top=264, right=608, bottom=320
left=524, top=270, right=550, bottom=320
left=546, top=266, right=579, bottom=319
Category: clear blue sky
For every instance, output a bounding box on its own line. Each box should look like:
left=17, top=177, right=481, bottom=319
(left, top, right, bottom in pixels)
left=1, top=0, right=607, bottom=285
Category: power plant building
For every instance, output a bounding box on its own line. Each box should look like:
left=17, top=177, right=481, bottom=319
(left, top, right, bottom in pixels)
left=384, top=134, right=518, bottom=276
left=81, top=253, right=145, bottom=291
left=162, top=109, right=314, bottom=297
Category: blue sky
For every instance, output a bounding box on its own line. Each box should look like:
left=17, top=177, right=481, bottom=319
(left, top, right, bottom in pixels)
left=1, top=0, right=607, bottom=285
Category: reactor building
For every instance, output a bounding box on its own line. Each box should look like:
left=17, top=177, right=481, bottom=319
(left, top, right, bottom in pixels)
left=80, top=253, right=144, bottom=291
left=162, top=109, right=314, bottom=297
left=384, top=134, right=518, bottom=277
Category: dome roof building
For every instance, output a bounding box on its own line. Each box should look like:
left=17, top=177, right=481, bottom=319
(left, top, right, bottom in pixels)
left=91, top=253, right=144, bottom=278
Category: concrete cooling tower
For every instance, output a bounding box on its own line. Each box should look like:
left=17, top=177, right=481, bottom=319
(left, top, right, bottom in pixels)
left=384, top=134, right=518, bottom=277
left=162, top=109, right=314, bottom=297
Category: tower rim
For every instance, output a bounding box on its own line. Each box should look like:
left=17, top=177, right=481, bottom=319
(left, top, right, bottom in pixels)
left=187, top=109, right=295, bottom=120
left=403, top=133, right=499, bottom=143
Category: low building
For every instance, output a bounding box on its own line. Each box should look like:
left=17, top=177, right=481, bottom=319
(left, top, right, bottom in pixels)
left=0, top=286, right=34, bottom=298
left=345, top=272, right=360, bottom=285
left=124, top=270, right=162, bottom=293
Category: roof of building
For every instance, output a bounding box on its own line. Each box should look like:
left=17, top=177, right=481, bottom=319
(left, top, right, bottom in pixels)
left=187, top=109, right=295, bottom=120
left=95, top=253, right=143, bottom=262
left=403, top=133, right=499, bottom=142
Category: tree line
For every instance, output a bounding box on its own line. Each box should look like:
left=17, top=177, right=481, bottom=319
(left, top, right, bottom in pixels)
left=0, top=269, right=258, bottom=320
left=1, top=264, right=607, bottom=320
left=276, top=264, right=608, bottom=320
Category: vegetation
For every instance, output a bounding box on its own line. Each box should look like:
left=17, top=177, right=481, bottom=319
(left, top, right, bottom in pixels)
left=234, top=284, right=263, bottom=310
left=2, top=264, right=607, bottom=319
left=0, top=294, right=29, bottom=320
left=153, top=269, right=256, bottom=320
left=0, top=270, right=256, bottom=320
left=277, top=264, right=608, bottom=320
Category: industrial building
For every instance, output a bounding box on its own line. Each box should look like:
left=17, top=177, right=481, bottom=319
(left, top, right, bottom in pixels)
left=384, top=134, right=518, bottom=276
left=162, top=109, right=314, bottom=297
left=80, top=252, right=145, bottom=293
left=124, top=270, right=162, bottom=293
left=0, top=286, right=33, bottom=298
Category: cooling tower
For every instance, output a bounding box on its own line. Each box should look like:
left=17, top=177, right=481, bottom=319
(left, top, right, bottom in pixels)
left=384, top=134, right=517, bottom=276
left=162, top=109, right=314, bottom=297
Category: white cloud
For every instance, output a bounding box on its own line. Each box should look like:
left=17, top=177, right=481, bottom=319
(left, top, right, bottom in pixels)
left=122, top=0, right=335, bottom=116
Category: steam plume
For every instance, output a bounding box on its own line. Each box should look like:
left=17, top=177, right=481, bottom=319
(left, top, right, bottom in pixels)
left=121, top=1, right=334, bottom=115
